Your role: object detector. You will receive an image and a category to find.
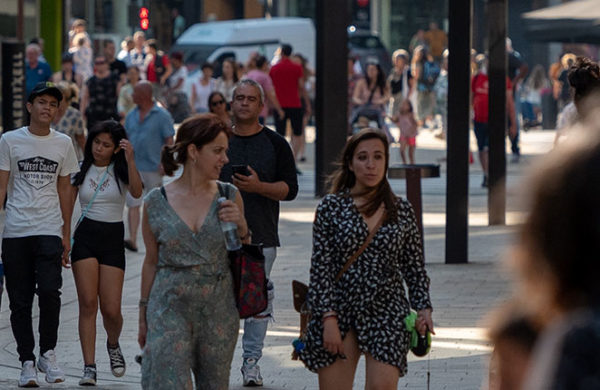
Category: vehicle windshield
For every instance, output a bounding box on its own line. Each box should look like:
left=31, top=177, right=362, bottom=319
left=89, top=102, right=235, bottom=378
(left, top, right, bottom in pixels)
left=171, top=44, right=221, bottom=69
left=349, top=35, right=385, bottom=49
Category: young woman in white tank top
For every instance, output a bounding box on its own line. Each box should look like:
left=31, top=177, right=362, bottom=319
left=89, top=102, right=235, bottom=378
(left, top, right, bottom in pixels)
left=69, top=120, right=142, bottom=385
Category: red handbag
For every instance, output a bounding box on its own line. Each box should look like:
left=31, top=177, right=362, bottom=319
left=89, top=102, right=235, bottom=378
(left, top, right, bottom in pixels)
left=228, top=243, right=268, bottom=318
left=218, top=182, right=268, bottom=319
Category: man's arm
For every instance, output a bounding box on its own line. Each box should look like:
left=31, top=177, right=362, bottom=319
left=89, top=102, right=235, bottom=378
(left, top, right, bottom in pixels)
left=57, top=175, right=75, bottom=267
left=0, top=170, right=9, bottom=207
left=233, top=168, right=290, bottom=201
left=80, top=84, right=89, bottom=121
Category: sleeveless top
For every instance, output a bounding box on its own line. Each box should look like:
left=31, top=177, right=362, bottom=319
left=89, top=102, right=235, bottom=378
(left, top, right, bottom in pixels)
left=193, top=78, right=216, bottom=112
left=144, top=182, right=237, bottom=271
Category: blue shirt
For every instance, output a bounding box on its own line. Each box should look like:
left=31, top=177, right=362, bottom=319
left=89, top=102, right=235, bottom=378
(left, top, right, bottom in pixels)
left=25, top=61, right=52, bottom=97
left=125, top=104, right=174, bottom=172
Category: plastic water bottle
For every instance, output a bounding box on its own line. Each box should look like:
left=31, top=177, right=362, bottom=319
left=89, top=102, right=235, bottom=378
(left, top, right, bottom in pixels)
left=217, top=197, right=242, bottom=250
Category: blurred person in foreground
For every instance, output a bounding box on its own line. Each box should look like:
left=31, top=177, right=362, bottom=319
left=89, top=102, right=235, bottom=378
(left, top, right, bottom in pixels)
left=488, top=302, right=538, bottom=390
left=555, top=57, right=600, bottom=145
left=510, top=113, right=600, bottom=389
left=297, top=128, right=433, bottom=389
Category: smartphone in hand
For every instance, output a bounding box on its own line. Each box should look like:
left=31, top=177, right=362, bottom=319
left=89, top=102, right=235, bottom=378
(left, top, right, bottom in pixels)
left=232, top=164, right=250, bottom=177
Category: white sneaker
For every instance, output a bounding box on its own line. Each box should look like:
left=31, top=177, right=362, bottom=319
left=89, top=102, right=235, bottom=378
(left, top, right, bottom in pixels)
left=37, top=350, right=65, bottom=383
left=79, top=365, right=97, bottom=386
left=241, top=358, right=263, bottom=387
left=18, top=360, right=38, bottom=388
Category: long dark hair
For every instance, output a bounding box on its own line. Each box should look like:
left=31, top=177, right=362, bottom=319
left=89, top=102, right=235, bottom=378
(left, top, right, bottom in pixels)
left=364, top=62, right=386, bottom=97
left=208, top=91, right=226, bottom=113
left=161, top=113, right=231, bottom=176
left=328, top=128, right=397, bottom=219
left=72, top=120, right=130, bottom=192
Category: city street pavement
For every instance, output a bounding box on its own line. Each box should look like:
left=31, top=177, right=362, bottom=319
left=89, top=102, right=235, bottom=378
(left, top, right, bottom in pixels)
left=0, top=126, right=556, bottom=389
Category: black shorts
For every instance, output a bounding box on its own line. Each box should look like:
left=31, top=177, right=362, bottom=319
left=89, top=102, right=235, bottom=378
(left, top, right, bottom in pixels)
left=473, top=121, right=489, bottom=152
left=274, top=107, right=304, bottom=136
left=71, top=218, right=126, bottom=270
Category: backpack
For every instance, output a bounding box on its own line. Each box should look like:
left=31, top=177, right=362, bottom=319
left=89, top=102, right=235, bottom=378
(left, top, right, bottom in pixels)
left=154, top=52, right=166, bottom=80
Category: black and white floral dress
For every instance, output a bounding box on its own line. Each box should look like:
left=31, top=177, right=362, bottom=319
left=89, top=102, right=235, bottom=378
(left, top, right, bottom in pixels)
left=298, top=191, right=432, bottom=374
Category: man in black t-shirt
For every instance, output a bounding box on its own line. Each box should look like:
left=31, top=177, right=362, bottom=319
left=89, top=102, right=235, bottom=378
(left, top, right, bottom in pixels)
left=219, top=79, right=298, bottom=387
left=104, top=40, right=127, bottom=87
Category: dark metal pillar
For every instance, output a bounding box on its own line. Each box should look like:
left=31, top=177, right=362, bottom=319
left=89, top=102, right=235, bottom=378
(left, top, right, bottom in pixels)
left=488, top=0, right=507, bottom=225
left=315, top=0, right=349, bottom=197
left=17, top=0, right=24, bottom=41
left=445, top=0, right=472, bottom=264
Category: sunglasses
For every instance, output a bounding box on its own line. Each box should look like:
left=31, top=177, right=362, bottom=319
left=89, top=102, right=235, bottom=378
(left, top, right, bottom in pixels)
left=95, top=61, right=106, bottom=65
left=211, top=99, right=225, bottom=107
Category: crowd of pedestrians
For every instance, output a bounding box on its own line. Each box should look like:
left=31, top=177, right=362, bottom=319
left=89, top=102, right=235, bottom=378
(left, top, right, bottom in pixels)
left=2, top=20, right=440, bottom=385
left=9, top=13, right=600, bottom=390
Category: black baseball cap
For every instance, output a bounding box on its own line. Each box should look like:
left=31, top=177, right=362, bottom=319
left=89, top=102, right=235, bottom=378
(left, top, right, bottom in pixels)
left=28, top=81, right=63, bottom=103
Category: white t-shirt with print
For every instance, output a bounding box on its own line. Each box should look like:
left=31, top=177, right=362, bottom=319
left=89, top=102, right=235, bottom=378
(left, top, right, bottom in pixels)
left=78, top=164, right=129, bottom=223
left=0, top=127, right=80, bottom=238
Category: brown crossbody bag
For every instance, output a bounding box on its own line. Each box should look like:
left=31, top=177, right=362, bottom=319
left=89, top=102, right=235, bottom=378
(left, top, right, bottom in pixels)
left=291, top=213, right=385, bottom=360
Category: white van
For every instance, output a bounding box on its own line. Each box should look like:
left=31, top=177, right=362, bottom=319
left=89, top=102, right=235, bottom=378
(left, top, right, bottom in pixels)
left=172, top=17, right=315, bottom=75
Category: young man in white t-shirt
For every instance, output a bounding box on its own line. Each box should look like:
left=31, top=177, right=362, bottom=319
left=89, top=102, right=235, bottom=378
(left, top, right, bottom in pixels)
left=0, top=82, right=80, bottom=387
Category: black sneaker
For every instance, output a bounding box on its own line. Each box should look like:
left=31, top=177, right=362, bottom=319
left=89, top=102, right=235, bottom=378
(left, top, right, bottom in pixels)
left=482, top=176, right=488, bottom=188
left=107, top=342, right=126, bottom=377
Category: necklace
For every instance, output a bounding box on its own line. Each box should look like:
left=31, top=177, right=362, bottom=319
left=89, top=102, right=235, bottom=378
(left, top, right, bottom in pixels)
left=94, top=164, right=110, bottom=182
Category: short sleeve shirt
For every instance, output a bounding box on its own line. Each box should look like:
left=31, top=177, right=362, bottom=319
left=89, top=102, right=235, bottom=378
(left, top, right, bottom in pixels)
left=219, top=127, right=298, bottom=247
left=244, top=70, right=275, bottom=118
left=25, top=61, right=52, bottom=97
left=471, top=72, right=512, bottom=123
left=0, top=127, right=80, bottom=238
left=125, top=104, right=175, bottom=172
left=269, top=58, right=303, bottom=108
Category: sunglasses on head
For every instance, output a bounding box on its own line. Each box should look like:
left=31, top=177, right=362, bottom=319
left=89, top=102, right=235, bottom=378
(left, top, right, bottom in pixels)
left=211, top=99, right=225, bottom=107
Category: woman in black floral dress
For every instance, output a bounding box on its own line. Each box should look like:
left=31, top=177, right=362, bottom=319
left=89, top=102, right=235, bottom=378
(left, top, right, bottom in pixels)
left=298, top=128, right=434, bottom=389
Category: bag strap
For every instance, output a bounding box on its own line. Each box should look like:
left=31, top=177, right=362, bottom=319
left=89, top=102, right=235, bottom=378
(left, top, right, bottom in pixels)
left=217, top=181, right=229, bottom=199
left=335, top=211, right=385, bottom=281
left=76, top=162, right=113, bottom=226
left=71, top=162, right=113, bottom=247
